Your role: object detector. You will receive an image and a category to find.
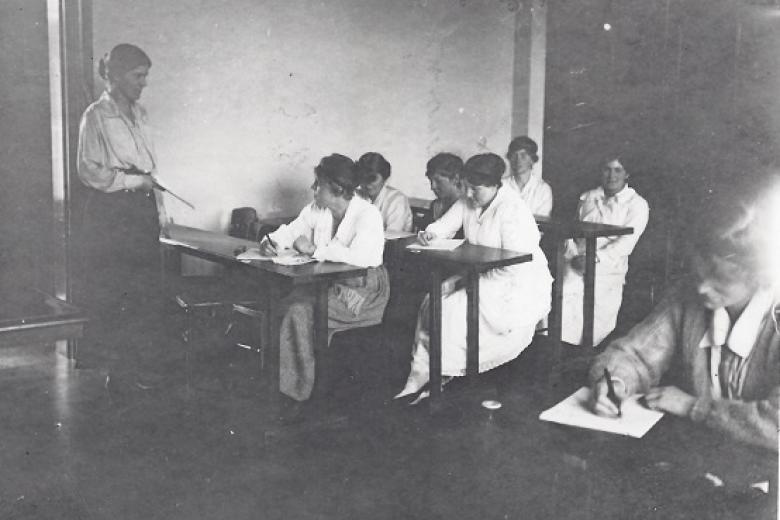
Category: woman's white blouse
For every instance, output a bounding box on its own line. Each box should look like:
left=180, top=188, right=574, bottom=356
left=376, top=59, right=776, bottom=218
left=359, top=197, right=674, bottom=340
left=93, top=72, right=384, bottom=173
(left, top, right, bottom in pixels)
left=77, top=91, right=156, bottom=193
left=504, top=171, right=553, bottom=217
left=269, top=195, right=385, bottom=267
left=425, top=185, right=552, bottom=319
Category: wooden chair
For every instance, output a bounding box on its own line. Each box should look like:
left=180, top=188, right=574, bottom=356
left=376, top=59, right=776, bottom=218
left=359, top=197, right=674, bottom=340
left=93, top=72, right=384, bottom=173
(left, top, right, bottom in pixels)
left=169, top=207, right=264, bottom=349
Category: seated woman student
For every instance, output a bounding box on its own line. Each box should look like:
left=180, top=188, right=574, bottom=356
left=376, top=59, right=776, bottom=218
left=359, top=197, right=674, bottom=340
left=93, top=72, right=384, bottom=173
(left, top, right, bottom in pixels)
left=561, top=154, right=649, bottom=346
left=425, top=152, right=465, bottom=220
left=504, top=136, right=553, bottom=217
left=395, top=153, right=553, bottom=400
left=357, top=152, right=413, bottom=233
left=259, top=154, right=390, bottom=409
left=589, top=191, right=779, bottom=452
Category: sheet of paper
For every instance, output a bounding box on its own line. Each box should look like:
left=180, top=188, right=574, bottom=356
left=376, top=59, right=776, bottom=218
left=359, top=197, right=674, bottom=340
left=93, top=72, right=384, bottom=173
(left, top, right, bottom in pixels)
left=271, top=255, right=317, bottom=266
left=384, top=230, right=416, bottom=240
left=235, top=248, right=274, bottom=262
left=406, top=239, right=465, bottom=251
left=539, top=387, right=664, bottom=438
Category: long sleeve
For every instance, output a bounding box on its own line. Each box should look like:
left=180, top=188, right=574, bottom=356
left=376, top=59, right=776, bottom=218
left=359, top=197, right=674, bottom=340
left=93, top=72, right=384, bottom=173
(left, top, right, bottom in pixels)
left=591, top=284, right=780, bottom=451
left=77, top=108, right=142, bottom=192
left=691, top=389, right=779, bottom=451
left=589, top=286, right=682, bottom=395
left=586, top=196, right=649, bottom=263
left=530, top=181, right=553, bottom=218
left=269, top=203, right=320, bottom=250
left=426, top=199, right=466, bottom=239
left=381, top=190, right=413, bottom=233
left=312, top=198, right=385, bottom=267
left=313, top=208, right=384, bottom=267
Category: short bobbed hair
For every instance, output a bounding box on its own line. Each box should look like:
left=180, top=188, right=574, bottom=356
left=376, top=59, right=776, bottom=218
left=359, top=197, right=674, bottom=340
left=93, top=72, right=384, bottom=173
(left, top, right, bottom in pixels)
left=315, top=154, right=359, bottom=199
left=425, top=153, right=464, bottom=180
left=506, top=136, right=539, bottom=163
left=356, top=152, right=391, bottom=181
left=463, top=153, right=506, bottom=187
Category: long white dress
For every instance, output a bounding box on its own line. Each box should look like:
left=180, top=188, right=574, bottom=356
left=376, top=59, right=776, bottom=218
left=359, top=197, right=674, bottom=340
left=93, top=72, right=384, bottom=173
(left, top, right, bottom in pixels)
left=407, top=185, right=553, bottom=377
left=561, top=185, right=649, bottom=346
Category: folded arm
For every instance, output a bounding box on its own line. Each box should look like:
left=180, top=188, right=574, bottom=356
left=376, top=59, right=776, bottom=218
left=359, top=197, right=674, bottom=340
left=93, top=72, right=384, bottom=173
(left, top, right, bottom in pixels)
left=313, top=208, right=384, bottom=267
left=690, top=388, right=779, bottom=452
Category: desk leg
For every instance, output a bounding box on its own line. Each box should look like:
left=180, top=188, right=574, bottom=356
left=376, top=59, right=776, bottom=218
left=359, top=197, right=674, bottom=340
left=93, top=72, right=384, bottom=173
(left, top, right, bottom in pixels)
left=313, top=280, right=329, bottom=356
left=429, top=268, right=443, bottom=407
left=66, top=338, right=78, bottom=360
left=549, top=238, right=565, bottom=345
left=583, top=237, right=597, bottom=348
left=466, top=268, right=479, bottom=385
left=546, top=238, right=565, bottom=384
left=265, top=282, right=282, bottom=401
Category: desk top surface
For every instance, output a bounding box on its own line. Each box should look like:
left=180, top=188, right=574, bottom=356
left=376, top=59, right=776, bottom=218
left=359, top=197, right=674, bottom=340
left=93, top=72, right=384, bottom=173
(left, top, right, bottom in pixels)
left=404, top=242, right=532, bottom=268
left=408, top=199, right=633, bottom=239
left=435, top=376, right=776, bottom=518
left=535, top=216, right=634, bottom=238
left=162, top=224, right=367, bottom=283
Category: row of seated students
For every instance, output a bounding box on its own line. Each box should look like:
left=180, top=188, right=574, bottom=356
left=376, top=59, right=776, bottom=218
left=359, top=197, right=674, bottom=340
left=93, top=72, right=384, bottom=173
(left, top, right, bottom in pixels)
left=257, top=149, right=778, bottom=453
left=354, top=135, right=650, bottom=348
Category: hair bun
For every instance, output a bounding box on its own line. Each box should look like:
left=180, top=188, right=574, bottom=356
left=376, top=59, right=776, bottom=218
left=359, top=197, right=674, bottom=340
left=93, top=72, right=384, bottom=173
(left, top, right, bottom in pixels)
left=98, top=55, right=109, bottom=80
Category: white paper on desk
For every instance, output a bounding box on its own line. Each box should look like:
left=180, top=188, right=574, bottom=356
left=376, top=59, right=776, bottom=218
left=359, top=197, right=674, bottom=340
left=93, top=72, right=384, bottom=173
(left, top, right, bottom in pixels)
left=406, top=239, right=465, bottom=251
left=539, top=387, right=664, bottom=438
left=271, top=255, right=316, bottom=266
left=235, top=248, right=274, bottom=262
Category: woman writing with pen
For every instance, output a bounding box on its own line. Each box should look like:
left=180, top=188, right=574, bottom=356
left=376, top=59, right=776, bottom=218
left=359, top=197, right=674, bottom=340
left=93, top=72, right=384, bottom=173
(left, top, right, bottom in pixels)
left=589, top=184, right=779, bottom=452
left=395, top=153, right=552, bottom=401
left=76, top=43, right=168, bottom=388
left=258, top=154, right=390, bottom=421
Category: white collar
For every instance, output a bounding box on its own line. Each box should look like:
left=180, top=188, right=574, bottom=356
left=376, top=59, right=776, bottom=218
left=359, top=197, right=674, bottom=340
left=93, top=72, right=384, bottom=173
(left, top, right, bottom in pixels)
left=508, top=169, right=541, bottom=191
left=593, top=185, right=635, bottom=204
left=698, top=289, right=773, bottom=358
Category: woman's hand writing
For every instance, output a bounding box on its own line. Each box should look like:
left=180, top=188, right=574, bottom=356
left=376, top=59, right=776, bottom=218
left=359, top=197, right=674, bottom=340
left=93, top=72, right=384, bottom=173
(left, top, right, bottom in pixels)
left=259, top=238, right=278, bottom=257
left=417, top=230, right=435, bottom=246
left=589, top=375, right=628, bottom=418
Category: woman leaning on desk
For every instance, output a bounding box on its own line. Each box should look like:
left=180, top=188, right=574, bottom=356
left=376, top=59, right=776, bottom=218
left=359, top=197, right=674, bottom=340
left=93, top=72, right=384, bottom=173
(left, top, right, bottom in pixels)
left=76, top=44, right=167, bottom=382
left=589, top=185, right=779, bottom=451
left=395, top=153, right=553, bottom=400
left=259, top=154, right=390, bottom=411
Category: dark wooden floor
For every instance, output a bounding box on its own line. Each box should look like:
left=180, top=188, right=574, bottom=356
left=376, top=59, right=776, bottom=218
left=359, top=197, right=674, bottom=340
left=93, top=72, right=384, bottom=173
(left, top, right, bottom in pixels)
left=0, top=287, right=775, bottom=520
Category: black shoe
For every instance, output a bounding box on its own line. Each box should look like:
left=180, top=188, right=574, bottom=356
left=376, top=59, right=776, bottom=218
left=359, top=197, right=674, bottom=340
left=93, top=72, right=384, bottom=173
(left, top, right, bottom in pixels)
left=278, top=397, right=311, bottom=425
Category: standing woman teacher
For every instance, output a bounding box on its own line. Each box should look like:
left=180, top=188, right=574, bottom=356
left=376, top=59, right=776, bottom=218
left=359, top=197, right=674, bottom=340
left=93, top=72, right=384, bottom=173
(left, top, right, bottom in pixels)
left=76, top=44, right=166, bottom=384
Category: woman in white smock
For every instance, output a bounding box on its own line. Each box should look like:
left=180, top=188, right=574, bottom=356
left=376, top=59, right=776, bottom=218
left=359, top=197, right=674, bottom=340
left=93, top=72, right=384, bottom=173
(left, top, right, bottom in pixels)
left=396, top=153, right=552, bottom=398
left=259, top=154, right=390, bottom=410
left=561, top=155, right=649, bottom=346
left=503, top=136, right=553, bottom=217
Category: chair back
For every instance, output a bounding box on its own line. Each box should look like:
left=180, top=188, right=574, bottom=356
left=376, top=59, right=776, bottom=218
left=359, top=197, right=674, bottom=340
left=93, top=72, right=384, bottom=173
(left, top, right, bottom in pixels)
left=229, top=207, right=260, bottom=240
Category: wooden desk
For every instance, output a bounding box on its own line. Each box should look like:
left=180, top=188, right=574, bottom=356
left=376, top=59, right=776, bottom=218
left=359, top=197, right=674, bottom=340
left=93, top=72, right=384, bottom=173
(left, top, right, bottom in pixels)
left=0, top=291, right=86, bottom=358
left=404, top=243, right=532, bottom=407
left=160, top=224, right=367, bottom=399
left=536, top=217, right=634, bottom=348
left=484, top=377, right=777, bottom=519
left=408, top=199, right=635, bottom=349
